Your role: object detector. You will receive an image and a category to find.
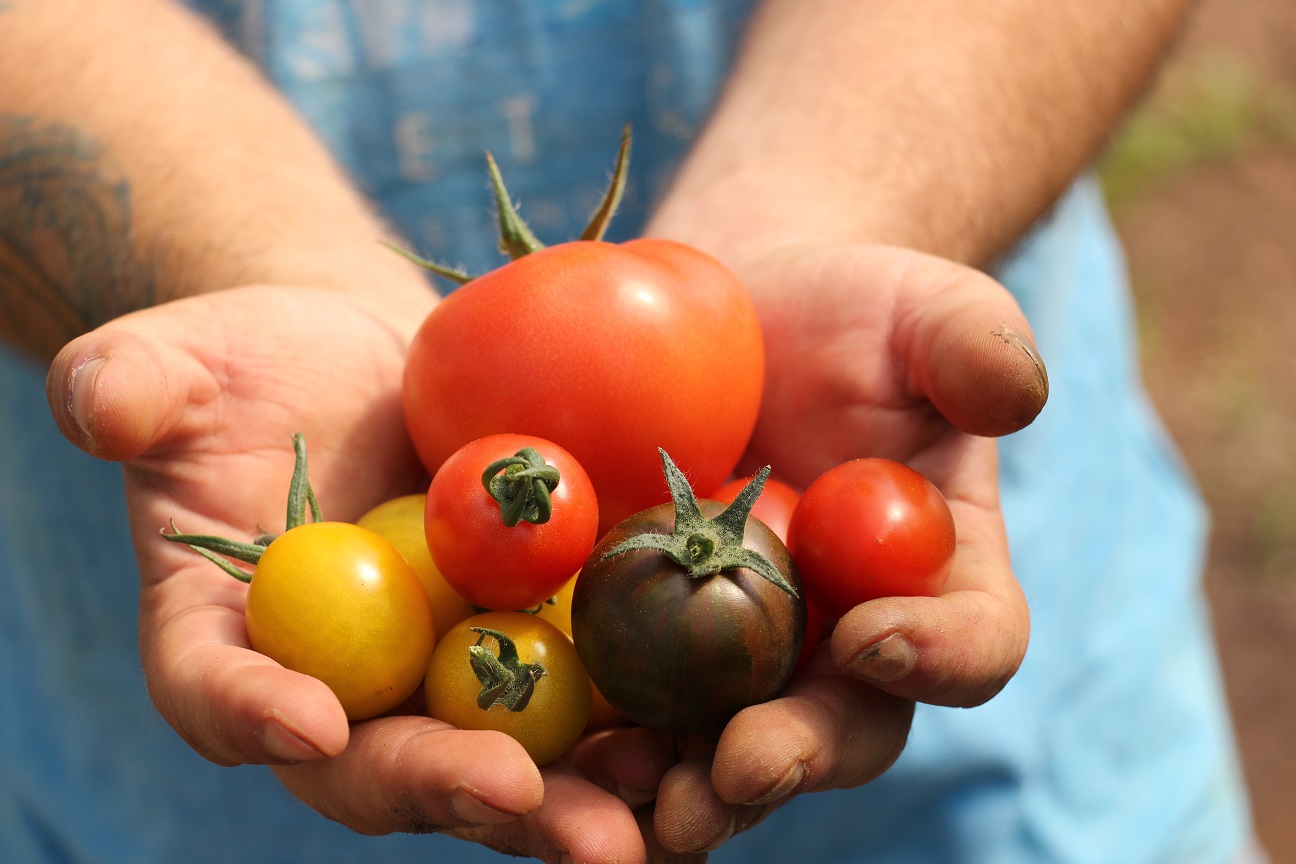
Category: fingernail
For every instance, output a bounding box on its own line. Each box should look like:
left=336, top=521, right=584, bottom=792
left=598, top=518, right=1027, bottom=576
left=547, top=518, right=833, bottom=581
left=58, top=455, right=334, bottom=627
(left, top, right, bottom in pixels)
left=848, top=633, right=917, bottom=683
left=742, top=761, right=804, bottom=806
left=67, top=356, right=107, bottom=438
left=994, top=324, right=1049, bottom=400
left=261, top=716, right=328, bottom=763
left=450, top=790, right=517, bottom=825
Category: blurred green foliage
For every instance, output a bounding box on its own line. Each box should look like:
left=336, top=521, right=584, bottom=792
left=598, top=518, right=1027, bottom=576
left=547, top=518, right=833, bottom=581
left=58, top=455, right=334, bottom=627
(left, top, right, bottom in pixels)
left=1100, top=51, right=1296, bottom=210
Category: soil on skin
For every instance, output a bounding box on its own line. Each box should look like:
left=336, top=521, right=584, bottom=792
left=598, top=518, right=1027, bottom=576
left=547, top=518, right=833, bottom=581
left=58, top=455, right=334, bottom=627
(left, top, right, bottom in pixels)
left=1109, top=1, right=1296, bottom=860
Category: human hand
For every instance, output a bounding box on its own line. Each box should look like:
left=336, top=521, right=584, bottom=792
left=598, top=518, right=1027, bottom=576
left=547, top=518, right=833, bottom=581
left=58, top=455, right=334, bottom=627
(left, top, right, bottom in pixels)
left=648, top=243, right=1041, bottom=853
left=44, top=284, right=656, bottom=863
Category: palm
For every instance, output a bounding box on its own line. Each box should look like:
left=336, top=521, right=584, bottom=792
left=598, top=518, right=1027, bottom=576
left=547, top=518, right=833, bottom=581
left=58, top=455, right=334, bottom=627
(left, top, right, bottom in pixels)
left=49, top=283, right=656, bottom=858
left=71, top=286, right=426, bottom=768
left=645, top=244, right=1042, bottom=854
left=122, top=285, right=425, bottom=563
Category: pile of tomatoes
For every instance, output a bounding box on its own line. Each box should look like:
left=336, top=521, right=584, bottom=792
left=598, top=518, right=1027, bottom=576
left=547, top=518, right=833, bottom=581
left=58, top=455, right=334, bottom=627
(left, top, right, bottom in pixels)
left=165, top=132, right=957, bottom=766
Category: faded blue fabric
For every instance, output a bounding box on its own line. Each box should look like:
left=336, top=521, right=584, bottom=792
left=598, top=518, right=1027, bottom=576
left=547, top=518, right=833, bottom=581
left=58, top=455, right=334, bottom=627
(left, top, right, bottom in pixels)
left=0, top=2, right=1252, bottom=862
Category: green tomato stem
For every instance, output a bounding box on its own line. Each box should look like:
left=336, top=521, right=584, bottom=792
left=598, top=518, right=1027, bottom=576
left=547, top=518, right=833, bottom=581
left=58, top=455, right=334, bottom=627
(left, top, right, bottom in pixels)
left=380, top=240, right=475, bottom=285
left=286, top=432, right=322, bottom=530
left=160, top=520, right=263, bottom=582
left=486, top=151, right=545, bottom=260
left=600, top=449, right=799, bottom=597
left=160, top=433, right=323, bottom=584
left=481, top=446, right=562, bottom=527
left=578, top=124, right=631, bottom=242
left=468, top=627, right=547, bottom=712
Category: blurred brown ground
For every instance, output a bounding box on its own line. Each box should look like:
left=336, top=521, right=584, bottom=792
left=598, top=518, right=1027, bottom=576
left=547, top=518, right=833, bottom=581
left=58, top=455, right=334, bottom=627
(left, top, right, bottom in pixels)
left=1105, top=1, right=1296, bottom=859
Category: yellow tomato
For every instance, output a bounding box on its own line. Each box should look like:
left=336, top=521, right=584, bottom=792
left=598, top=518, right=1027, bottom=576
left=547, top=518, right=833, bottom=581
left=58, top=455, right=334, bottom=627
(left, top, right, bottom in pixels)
left=357, top=494, right=475, bottom=639
left=425, top=611, right=591, bottom=766
left=246, top=522, right=435, bottom=721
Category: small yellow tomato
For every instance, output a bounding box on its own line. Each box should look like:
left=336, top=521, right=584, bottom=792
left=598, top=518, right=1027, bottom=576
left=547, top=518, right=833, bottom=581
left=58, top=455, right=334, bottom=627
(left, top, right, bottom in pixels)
left=357, top=494, right=475, bottom=638
left=246, top=522, right=435, bottom=721
left=425, top=611, right=591, bottom=766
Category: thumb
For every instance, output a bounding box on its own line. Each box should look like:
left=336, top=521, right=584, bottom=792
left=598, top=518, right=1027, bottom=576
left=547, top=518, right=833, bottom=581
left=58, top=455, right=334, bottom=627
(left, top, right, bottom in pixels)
left=46, top=323, right=200, bottom=461
left=899, top=257, right=1049, bottom=437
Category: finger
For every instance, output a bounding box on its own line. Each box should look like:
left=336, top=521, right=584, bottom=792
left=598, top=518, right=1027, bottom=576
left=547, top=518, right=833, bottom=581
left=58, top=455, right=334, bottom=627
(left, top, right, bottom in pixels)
left=139, top=565, right=351, bottom=766
left=637, top=805, right=709, bottom=864
left=831, top=576, right=1029, bottom=707
left=453, top=761, right=649, bottom=864
left=566, top=725, right=679, bottom=808
left=46, top=325, right=204, bottom=461
left=275, top=715, right=543, bottom=835
left=654, top=759, right=734, bottom=854
left=896, top=253, right=1048, bottom=437
left=654, top=675, right=913, bottom=853
left=714, top=674, right=912, bottom=801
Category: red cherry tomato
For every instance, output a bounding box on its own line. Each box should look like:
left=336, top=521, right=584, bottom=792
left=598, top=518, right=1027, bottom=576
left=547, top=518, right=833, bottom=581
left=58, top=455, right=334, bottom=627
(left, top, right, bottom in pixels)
left=425, top=434, right=598, bottom=611
left=404, top=239, right=764, bottom=531
left=786, top=458, right=955, bottom=618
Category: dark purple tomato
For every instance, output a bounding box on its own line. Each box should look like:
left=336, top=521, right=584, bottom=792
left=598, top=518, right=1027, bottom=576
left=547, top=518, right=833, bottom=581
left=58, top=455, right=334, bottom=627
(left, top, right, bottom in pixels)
left=571, top=500, right=805, bottom=736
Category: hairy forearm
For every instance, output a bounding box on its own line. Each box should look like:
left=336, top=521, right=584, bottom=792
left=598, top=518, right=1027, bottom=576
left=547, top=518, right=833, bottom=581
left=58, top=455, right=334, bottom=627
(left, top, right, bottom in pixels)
left=0, top=0, right=429, bottom=358
left=650, top=0, right=1195, bottom=268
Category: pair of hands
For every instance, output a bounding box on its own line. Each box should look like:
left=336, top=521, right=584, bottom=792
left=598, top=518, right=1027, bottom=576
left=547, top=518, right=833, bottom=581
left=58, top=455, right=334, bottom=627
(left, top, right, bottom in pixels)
left=45, top=242, right=1041, bottom=863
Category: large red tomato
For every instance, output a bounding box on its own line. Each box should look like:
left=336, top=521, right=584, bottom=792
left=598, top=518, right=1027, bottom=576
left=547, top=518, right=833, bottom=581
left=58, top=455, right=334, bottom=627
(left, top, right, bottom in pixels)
left=403, top=239, right=764, bottom=531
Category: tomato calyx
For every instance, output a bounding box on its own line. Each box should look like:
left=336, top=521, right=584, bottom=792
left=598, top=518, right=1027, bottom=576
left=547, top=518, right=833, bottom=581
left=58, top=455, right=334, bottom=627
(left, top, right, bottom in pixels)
left=600, top=449, right=799, bottom=598
left=481, top=446, right=563, bottom=526
left=161, top=432, right=322, bottom=582
left=490, top=123, right=631, bottom=258
left=468, top=627, right=547, bottom=712
left=385, top=124, right=632, bottom=284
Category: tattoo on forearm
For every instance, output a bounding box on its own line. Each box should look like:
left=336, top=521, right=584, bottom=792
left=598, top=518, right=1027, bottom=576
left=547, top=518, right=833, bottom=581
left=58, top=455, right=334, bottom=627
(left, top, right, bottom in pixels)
left=0, top=115, right=155, bottom=354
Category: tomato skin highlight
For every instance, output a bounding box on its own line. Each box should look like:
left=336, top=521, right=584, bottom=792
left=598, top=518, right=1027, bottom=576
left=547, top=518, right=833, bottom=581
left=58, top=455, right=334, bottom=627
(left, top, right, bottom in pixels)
left=424, top=434, right=598, bottom=611
left=572, top=501, right=805, bottom=736
left=786, top=458, right=956, bottom=618
left=403, top=239, right=764, bottom=532
left=425, top=611, right=592, bottom=766
left=245, top=522, right=436, bottom=721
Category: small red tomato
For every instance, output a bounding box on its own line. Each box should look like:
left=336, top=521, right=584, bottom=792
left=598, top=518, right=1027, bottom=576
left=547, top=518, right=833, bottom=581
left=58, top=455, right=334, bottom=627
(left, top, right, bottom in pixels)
left=786, top=458, right=955, bottom=618
left=714, top=475, right=802, bottom=543
left=425, top=434, right=598, bottom=611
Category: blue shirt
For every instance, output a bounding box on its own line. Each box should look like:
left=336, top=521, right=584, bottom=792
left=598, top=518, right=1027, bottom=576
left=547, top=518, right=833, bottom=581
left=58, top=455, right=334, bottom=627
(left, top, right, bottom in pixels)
left=0, top=2, right=1252, bottom=862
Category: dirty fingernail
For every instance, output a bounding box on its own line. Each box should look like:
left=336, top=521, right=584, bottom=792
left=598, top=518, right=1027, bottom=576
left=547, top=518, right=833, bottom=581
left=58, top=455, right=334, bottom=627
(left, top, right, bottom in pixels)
left=742, top=761, right=805, bottom=806
left=68, top=356, right=107, bottom=438
left=848, top=633, right=917, bottom=683
left=450, top=790, right=517, bottom=825
left=995, top=324, right=1049, bottom=400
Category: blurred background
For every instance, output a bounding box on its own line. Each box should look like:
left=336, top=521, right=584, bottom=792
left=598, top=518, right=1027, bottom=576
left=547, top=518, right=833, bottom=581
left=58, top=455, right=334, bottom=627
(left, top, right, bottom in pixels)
left=1099, top=0, right=1296, bottom=859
